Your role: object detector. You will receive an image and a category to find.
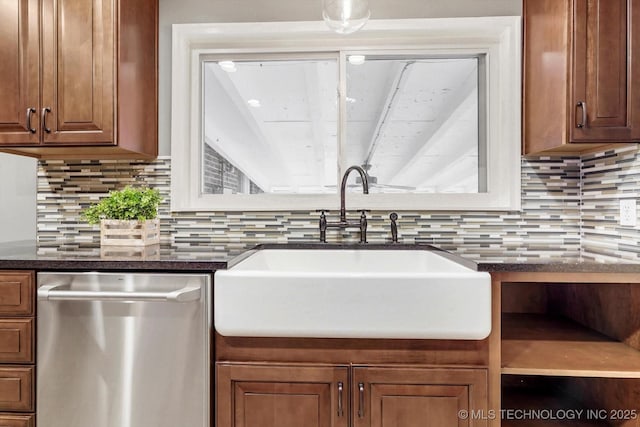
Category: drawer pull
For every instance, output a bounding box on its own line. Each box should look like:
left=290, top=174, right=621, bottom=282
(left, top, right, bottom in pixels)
left=26, top=108, right=36, bottom=133
left=358, top=382, right=365, bottom=418
left=42, top=107, right=51, bottom=133
left=576, top=101, right=587, bottom=128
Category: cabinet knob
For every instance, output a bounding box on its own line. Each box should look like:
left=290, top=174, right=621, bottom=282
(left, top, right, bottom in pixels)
left=42, top=107, right=52, bottom=133
left=26, top=108, right=36, bottom=134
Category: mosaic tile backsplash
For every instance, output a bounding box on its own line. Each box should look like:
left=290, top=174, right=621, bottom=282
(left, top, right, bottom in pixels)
left=37, top=155, right=587, bottom=261
left=581, top=145, right=640, bottom=262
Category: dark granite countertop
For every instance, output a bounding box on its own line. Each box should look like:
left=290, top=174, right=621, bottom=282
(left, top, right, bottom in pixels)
left=0, top=240, right=241, bottom=271
left=475, top=261, right=640, bottom=273
left=0, top=240, right=639, bottom=274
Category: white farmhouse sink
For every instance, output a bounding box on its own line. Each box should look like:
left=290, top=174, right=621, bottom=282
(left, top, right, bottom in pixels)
left=214, top=247, right=491, bottom=340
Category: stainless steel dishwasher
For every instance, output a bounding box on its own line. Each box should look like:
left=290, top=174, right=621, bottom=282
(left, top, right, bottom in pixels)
left=37, top=272, right=210, bottom=427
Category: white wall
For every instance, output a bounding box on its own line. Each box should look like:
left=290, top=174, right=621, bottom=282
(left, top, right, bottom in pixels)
left=0, top=154, right=36, bottom=242
left=159, top=0, right=522, bottom=155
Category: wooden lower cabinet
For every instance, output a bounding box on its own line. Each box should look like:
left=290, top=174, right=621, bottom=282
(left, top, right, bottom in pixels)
left=0, top=272, right=33, bottom=316
left=217, top=363, right=488, bottom=427
left=0, top=366, right=33, bottom=412
left=0, top=414, right=34, bottom=427
left=0, top=271, right=35, bottom=422
left=354, top=367, right=488, bottom=427
left=217, top=364, right=349, bottom=427
left=0, top=319, right=33, bottom=364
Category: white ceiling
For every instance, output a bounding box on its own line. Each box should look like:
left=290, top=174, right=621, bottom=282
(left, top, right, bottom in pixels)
left=203, top=57, right=479, bottom=194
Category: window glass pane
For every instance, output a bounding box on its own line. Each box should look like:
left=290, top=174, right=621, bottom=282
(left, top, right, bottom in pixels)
left=345, top=56, right=483, bottom=193
left=202, top=58, right=338, bottom=194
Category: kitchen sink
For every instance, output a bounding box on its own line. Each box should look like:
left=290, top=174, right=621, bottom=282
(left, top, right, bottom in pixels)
left=214, top=245, right=491, bottom=340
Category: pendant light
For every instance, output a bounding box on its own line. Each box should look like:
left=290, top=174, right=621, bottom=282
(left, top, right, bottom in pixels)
left=322, top=0, right=370, bottom=34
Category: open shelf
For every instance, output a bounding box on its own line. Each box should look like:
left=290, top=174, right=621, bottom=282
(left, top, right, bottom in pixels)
left=502, top=313, right=640, bottom=378
left=502, top=385, right=609, bottom=427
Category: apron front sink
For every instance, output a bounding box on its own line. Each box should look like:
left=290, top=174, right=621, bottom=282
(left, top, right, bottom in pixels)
left=214, top=247, right=491, bottom=339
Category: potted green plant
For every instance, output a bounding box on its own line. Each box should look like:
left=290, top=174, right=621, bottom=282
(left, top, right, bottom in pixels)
left=83, top=186, right=162, bottom=246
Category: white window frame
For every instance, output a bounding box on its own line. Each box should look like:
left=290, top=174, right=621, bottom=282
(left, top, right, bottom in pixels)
left=171, top=17, right=521, bottom=212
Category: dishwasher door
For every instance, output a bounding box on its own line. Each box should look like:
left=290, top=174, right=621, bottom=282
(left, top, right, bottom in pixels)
left=37, top=272, right=210, bottom=427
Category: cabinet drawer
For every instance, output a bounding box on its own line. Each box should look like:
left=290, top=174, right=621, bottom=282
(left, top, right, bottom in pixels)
left=0, top=273, right=33, bottom=316
left=0, top=414, right=34, bottom=427
left=0, top=320, right=32, bottom=363
left=0, top=367, right=33, bottom=412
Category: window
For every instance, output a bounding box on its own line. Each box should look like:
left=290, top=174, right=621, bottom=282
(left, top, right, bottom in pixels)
left=171, top=17, right=521, bottom=211
left=345, top=54, right=485, bottom=194
left=202, top=56, right=339, bottom=195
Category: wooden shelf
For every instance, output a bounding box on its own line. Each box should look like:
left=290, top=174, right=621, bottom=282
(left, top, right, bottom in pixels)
left=502, top=386, right=609, bottom=427
left=502, top=313, right=640, bottom=378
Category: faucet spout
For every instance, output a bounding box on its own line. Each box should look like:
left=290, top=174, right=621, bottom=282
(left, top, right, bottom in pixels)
left=340, top=165, right=369, bottom=222
left=318, top=165, right=370, bottom=243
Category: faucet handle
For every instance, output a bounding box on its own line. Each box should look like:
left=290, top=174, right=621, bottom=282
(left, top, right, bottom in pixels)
left=359, top=211, right=368, bottom=244
left=390, top=212, right=398, bottom=243
left=318, top=210, right=328, bottom=243
left=316, top=209, right=330, bottom=221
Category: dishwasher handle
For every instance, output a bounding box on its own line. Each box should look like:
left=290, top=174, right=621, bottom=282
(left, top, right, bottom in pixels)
left=38, top=283, right=201, bottom=303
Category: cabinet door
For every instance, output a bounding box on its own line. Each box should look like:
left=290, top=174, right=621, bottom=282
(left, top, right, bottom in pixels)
left=0, top=0, right=40, bottom=145
left=0, top=319, right=33, bottom=364
left=571, top=0, right=640, bottom=142
left=0, top=414, right=34, bottom=427
left=353, top=367, right=488, bottom=427
left=0, top=366, right=33, bottom=412
left=0, top=272, right=33, bottom=316
left=217, top=363, right=349, bottom=427
left=41, top=0, right=114, bottom=145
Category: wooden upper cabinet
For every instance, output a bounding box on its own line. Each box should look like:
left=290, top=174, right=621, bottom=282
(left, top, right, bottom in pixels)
left=0, top=0, right=40, bottom=145
left=217, top=363, right=349, bottom=427
left=572, top=0, right=634, bottom=141
left=523, top=0, right=640, bottom=154
left=353, top=367, right=488, bottom=427
left=41, top=0, right=114, bottom=145
left=0, top=0, right=158, bottom=159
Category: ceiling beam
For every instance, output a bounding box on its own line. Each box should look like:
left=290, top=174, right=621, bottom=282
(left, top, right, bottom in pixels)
left=383, top=68, right=478, bottom=185
left=362, top=62, right=413, bottom=167
left=388, top=91, right=477, bottom=188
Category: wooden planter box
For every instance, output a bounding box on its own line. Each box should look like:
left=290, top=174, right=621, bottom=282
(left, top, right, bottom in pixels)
left=100, top=219, right=160, bottom=246
left=100, top=244, right=160, bottom=260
